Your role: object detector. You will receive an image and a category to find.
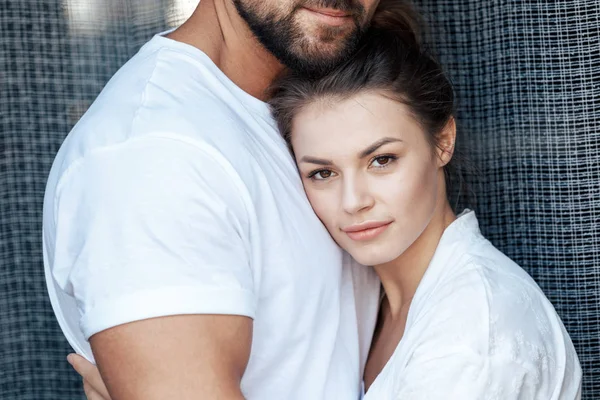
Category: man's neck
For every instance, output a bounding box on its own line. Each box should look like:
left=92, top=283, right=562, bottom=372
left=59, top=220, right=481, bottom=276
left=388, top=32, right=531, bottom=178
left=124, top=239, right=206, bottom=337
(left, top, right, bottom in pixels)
left=167, top=0, right=284, bottom=101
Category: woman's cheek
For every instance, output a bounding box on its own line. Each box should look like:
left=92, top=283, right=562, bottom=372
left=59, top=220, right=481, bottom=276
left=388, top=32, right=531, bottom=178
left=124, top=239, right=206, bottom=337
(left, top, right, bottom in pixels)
left=305, top=187, right=336, bottom=227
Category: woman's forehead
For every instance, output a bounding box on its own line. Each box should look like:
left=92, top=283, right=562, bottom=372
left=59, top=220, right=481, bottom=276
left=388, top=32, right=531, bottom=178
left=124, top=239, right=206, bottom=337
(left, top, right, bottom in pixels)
left=291, top=93, right=423, bottom=152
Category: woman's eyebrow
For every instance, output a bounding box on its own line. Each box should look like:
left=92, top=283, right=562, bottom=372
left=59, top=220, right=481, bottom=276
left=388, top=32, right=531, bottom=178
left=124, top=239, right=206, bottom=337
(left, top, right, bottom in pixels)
left=299, top=138, right=402, bottom=165
left=299, top=156, right=333, bottom=166
left=359, top=137, right=403, bottom=158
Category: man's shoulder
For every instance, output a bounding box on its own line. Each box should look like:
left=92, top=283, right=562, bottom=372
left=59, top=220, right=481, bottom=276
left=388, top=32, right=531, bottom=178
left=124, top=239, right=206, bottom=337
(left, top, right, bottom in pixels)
left=70, top=43, right=245, bottom=147
left=51, top=41, right=257, bottom=183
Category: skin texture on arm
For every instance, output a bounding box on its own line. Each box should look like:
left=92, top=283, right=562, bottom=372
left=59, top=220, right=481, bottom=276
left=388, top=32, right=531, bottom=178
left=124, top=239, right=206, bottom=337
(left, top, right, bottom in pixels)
left=85, top=314, right=252, bottom=400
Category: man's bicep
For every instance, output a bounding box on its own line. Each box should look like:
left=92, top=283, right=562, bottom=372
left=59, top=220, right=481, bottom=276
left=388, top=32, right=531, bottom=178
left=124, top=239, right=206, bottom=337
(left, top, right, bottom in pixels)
left=53, top=138, right=257, bottom=339
left=90, top=314, right=252, bottom=400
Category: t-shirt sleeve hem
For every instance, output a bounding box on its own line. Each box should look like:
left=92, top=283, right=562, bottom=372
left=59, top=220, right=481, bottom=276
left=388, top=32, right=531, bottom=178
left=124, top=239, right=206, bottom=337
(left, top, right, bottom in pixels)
left=80, top=286, right=256, bottom=339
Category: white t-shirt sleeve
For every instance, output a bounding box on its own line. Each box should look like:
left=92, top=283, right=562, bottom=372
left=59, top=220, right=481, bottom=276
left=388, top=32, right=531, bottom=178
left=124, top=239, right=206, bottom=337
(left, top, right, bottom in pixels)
left=50, top=136, right=256, bottom=339
left=392, top=269, right=560, bottom=400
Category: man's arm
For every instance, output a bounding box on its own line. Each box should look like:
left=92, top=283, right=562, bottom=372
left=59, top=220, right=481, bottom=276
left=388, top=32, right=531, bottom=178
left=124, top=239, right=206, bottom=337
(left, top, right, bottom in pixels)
left=51, top=138, right=258, bottom=399
left=89, top=314, right=251, bottom=400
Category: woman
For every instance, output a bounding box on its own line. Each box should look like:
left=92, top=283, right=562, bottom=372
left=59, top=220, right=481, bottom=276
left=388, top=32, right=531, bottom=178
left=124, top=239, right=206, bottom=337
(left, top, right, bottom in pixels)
left=71, top=1, right=582, bottom=398
left=268, top=5, right=582, bottom=398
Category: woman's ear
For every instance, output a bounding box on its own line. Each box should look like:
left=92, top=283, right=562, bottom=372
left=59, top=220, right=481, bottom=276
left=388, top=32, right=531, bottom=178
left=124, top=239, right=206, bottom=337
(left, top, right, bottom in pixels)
left=436, top=117, right=456, bottom=167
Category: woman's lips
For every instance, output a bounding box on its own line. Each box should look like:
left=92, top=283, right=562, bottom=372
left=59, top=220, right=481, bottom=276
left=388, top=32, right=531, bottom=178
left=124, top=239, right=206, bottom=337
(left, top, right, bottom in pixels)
left=342, top=221, right=393, bottom=242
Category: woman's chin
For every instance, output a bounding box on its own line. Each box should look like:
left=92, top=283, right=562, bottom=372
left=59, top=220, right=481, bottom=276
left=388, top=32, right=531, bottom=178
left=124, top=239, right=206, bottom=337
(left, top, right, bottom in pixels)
left=346, top=247, right=397, bottom=267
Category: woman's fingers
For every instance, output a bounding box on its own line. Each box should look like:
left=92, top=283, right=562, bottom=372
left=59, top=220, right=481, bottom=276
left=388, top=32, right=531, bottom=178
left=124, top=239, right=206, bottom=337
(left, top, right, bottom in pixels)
left=67, top=354, right=111, bottom=399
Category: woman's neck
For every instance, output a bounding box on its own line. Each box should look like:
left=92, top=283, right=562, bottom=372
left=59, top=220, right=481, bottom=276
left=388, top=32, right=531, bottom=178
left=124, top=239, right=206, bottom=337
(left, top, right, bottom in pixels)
left=374, top=200, right=456, bottom=320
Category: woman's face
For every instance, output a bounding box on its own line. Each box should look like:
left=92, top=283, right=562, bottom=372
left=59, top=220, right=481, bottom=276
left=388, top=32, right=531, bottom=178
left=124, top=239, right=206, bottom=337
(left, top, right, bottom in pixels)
left=291, top=91, right=451, bottom=266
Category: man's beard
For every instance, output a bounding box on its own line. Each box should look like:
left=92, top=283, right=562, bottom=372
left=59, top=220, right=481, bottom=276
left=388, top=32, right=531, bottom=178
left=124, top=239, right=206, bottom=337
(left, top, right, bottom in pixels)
left=233, top=0, right=366, bottom=78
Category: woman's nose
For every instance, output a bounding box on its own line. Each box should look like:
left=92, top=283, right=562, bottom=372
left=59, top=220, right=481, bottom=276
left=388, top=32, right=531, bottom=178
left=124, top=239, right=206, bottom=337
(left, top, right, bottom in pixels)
left=341, top=178, right=375, bottom=215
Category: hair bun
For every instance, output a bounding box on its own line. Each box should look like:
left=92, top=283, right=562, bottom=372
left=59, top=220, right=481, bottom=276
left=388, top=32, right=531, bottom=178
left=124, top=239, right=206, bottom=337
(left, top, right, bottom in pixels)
left=370, top=0, right=422, bottom=50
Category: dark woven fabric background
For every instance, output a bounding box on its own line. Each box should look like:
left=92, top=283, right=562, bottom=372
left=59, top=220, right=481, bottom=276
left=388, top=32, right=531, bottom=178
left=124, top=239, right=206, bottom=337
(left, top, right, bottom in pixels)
left=0, top=0, right=598, bottom=398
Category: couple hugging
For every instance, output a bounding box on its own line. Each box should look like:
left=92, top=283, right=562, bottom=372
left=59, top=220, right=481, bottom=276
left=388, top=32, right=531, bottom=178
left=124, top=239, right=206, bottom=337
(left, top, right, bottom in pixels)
left=43, top=0, right=581, bottom=398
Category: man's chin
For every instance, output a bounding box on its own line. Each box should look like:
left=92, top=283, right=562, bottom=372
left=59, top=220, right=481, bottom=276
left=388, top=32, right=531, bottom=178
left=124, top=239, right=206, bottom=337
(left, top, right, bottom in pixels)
left=283, top=58, right=339, bottom=78
left=300, top=21, right=357, bottom=44
left=287, top=42, right=355, bottom=75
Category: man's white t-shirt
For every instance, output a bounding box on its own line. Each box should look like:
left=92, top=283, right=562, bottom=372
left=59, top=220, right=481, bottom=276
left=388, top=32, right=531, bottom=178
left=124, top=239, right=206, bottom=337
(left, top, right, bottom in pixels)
left=362, top=211, right=582, bottom=400
left=43, top=33, right=380, bottom=399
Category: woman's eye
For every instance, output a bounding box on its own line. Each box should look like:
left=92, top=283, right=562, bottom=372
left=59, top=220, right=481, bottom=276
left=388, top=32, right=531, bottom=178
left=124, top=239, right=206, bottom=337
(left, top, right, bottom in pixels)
left=371, top=155, right=395, bottom=168
left=309, top=169, right=336, bottom=181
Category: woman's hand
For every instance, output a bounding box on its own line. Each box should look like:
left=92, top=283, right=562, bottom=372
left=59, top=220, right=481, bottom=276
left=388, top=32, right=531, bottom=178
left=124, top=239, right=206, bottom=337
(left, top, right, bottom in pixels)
left=67, top=354, right=111, bottom=400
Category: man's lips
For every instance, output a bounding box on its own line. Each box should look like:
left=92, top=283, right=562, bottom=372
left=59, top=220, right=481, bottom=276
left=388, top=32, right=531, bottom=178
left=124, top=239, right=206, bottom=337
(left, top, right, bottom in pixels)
left=303, top=7, right=351, bottom=18
left=301, top=6, right=353, bottom=26
left=342, top=221, right=393, bottom=241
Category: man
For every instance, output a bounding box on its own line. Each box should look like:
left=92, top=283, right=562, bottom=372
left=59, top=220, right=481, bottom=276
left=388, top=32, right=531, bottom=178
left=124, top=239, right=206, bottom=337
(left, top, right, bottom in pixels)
left=43, top=0, right=383, bottom=398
